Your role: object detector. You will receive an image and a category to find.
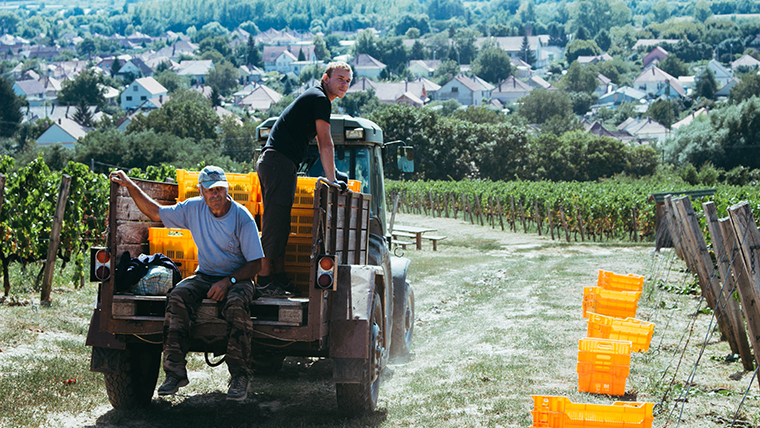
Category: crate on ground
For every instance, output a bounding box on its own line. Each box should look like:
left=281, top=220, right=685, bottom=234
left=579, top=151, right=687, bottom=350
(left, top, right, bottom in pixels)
left=598, top=270, right=645, bottom=293
left=531, top=395, right=654, bottom=428
left=149, top=228, right=199, bottom=278
left=577, top=338, right=632, bottom=396
left=176, top=169, right=258, bottom=206
left=284, top=236, right=313, bottom=268
left=583, top=286, right=641, bottom=319
left=587, top=312, right=655, bottom=352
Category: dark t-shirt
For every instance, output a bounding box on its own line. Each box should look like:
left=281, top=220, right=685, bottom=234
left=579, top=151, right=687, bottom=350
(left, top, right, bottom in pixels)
left=265, top=85, right=332, bottom=166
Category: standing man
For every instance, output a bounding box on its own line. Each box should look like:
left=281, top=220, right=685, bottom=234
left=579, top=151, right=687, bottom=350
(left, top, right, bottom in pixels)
left=255, top=61, right=352, bottom=296
left=110, top=166, right=263, bottom=401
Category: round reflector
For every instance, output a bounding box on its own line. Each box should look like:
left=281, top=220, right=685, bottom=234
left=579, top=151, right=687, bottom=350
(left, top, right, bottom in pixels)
left=96, top=249, right=110, bottom=264
left=318, top=273, right=332, bottom=288
left=319, top=257, right=334, bottom=270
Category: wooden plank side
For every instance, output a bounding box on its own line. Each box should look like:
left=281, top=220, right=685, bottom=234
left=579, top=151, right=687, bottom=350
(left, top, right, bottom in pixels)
left=115, top=179, right=178, bottom=201
left=115, top=221, right=164, bottom=245
left=673, top=196, right=741, bottom=356
left=704, top=202, right=755, bottom=371
left=717, top=216, right=760, bottom=377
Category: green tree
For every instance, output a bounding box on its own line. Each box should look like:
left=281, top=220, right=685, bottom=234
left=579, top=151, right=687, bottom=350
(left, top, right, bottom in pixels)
left=695, top=67, right=718, bottom=100
left=520, top=34, right=536, bottom=65
left=126, top=89, right=220, bottom=142
left=154, top=69, right=188, bottom=93
left=76, top=38, right=97, bottom=59
left=217, top=116, right=259, bottom=163
left=0, top=77, right=23, bottom=138
left=559, top=62, right=599, bottom=93
left=565, top=39, right=601, bottom=63
left=206, top=61, right=239, bottom=97
left=57, top=69, right=106, bottom=109
left=353, top=29, right=379, bottom=58
left=453, top=28, right=479, bottom=64
left=646, top=99, right=678, bottom=129
left=72, top=99, right=95, bottom=128
left=313, top=35, right=330, bottom=61
left=433, top=59, right=461, bottom=85
left=517, top=89, right=574, bottom=124
left=651, top=0, right=670, bottom=24
left=729, top=72, right=760, bottom=103
left=693, top=0, right=713, bottom=23
left=0, top=11, right=21, bottom=35
left=246, top=35, right=262, bottom=67
left=594, top=29, right=612, bottom=52
left=659, top=55, right=689, bottom=78
left=337, top=90, right=381, bottom=117
left=471, top=43, right=512, bottom=84
left=110, top=58, right=122, bottom=78
left=410, top=39, right=425, bottom=60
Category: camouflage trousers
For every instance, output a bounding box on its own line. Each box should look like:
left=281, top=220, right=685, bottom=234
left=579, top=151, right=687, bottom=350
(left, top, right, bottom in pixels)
left=162, top=273, right=255, bottom=379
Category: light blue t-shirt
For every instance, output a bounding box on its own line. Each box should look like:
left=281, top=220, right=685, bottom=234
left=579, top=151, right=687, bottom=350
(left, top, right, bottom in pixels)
left=159, top=197, right=263, bottom=277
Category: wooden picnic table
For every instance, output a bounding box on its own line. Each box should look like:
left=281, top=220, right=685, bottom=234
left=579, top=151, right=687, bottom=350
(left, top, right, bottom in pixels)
left=391, top=225, right=437, bottom=250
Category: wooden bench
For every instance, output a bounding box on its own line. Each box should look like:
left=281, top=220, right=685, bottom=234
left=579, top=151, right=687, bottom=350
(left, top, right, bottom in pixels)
left=423, top=235, right=447, bottom=251
left=391, top=239, right=414, bottom=249
left=391, top=231, right=416, bottom=239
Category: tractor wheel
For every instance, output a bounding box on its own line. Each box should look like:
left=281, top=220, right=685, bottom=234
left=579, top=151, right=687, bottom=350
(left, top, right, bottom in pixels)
left=335, top=291, right=383, bottom=415
left=103, top=342, right=161, bottom=409
left=390, top=281, right=415, bottom=358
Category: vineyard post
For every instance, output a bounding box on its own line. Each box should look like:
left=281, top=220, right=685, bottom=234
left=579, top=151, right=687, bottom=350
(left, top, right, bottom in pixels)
left=488, top=196, right=494, bottom=229
left=510, top=196, right=516, bottom=232
left=534, top=200, right=541, bottom=236
left=576, top=207, right=585, bottom=242
left=389, top=193, right=401, bottom=237
left=419, top=192, right=428, bottom=216
left=461, top=193, right=467, bottom=222
left=443, top=192, right=450, bottom=218
left=663, top=196, right=687, bottom=261
left=671, top=196, right=745, bottom=359
left=518, top=199, right=527, bottom=233
left=496, top=196, right=505, bottom=231
left=723, top=203, right=760, bottom=384
left=632, top=207, right=638, bottom=242
left=452, top=192, right=458, bottom=219
left=466, top=194, right=474, bottom=225
left=475, top=194, right=484, bottom=226
left=546, top=202, right=554, bottom=240
left=558, top=204, right=570, bottom=242
left=41, top=174, right=72, bottom=306
left=705, top=202, right=757, bottom=372
left=429, top=190, right=436, bottom=218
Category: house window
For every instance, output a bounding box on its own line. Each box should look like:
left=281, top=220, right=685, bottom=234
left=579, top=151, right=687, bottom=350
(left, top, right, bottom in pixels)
left=639, top=85, right=646, bottom=91
left=452, top=87, right=458, bottom=93
left=141, top=96, right=147, bottom=101
left=126, top=96, right=132, bottom=101
left=133, top=85, right=138, bottom=92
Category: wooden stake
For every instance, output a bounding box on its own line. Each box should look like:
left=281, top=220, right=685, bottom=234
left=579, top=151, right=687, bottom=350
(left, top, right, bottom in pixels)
left=632, top=207, right=639, bottom=242
left=41, top=174, right=72, bottom=305
left=496, top=196, right=505, bottom=231
left=559, top=204, right=570, bottom=242
left=704, top=202, right=756, bottom=371
left=546, top=201, right=554, bottom=241
left=444, top=192, right=450, bottom=218
left=510, top=196, right=517, bottom=232
left=475, top=195, right=484, bottom=226
left=576, top=207, right=585, bottom=242
left=534, top=200, right=541, bottom=236
left=429, top=190, right=436, bottom=217
left=518, top=199, right=527, bottom=233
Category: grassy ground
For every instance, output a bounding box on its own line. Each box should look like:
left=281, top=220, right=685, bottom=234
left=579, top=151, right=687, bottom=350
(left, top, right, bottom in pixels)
left=0, top=213, right=758, bottom=427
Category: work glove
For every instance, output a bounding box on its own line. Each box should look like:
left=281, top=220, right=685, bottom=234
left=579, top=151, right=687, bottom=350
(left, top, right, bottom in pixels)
left=334, top=180, right=348, bottom=193
left=335, top=170, right=349, bottom=184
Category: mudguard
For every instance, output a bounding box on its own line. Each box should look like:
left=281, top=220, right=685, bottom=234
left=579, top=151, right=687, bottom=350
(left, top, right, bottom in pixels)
left=390, top=256, right=411, bottom=296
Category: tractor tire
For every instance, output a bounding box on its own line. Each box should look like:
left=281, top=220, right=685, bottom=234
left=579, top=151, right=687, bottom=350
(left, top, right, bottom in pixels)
left=390, top=281, right=415, bottom=358
left=335, top=291, right=383, bottom=416
left=103, top=342, right=161, bottom=409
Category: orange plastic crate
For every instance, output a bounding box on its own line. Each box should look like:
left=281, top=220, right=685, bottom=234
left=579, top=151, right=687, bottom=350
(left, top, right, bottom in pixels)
left=531, top=396, right=654, bottom=428
left=176, top=169, right=258, bottom=205
left=284, top=236, right=313, bottom=268
left=293, top=177, right=362, bottom=209
left=598, top=270, right=645, bottom=293
left=577, top=338, right=632, bottom=396
left=583, top=286, right=640, bottom=319
left=587, top=312, right=655, bottom=352
left=173, top=259, right=199, bottom=279
left=288, top=265, right=312, bottom=291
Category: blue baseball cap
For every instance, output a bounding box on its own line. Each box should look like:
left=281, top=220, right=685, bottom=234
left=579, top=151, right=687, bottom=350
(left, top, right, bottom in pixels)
left=198, top=166, right=228, bottom=189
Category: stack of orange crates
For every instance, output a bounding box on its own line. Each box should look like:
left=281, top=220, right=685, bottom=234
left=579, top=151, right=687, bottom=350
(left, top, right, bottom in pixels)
left=586, top=313, right=655, bottom=353
left=176, top=169, right=260, bottom=215
left=531, top=396, right=654, bottom=428
left=577, top=338, right=632, bottom=396
left=582, top=287, right=641, bottom=319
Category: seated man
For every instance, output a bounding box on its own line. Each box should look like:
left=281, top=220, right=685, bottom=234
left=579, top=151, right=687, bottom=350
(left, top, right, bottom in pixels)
left=109, top=166, right=263, bottom=401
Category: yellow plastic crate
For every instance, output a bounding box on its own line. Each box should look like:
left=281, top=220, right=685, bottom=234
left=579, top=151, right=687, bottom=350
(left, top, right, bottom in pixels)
left=284, top=236, right=312, bottom=268
left=290, top=208, right=315, bottom=237
left=288, top=265, right=312, bottom=293
left=583, top=286, right=640, bottom=319
left=598, top=270, right=645, bottom=293
left=577, top=338, right=632, bottom=396
left=587, top=312, right=655, bottom=352
left=531, top=396, right=654, bottom=428
left=149, top=228, right=197, bottom=261
left=173, top=259, right=199, bottom=280
left=176, top=169, right=258, bottom=205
